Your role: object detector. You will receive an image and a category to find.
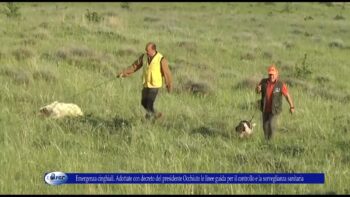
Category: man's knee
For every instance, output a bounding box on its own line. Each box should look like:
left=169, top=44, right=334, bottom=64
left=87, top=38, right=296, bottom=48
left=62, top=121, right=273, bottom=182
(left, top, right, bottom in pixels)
left=270, top=115, right=278, bottom=132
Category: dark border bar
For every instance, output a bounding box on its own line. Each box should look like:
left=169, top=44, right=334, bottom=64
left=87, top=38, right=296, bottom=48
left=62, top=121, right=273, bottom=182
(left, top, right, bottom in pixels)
left=45, top=173, right=325, bottom=185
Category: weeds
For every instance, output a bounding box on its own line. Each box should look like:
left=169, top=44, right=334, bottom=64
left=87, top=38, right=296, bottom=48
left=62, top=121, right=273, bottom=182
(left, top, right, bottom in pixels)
left=85, top=9, right=103, bottom=23
left=12, top=48, right=34, bottom=60
left=120, top=2, right=130, bottom=10
left=293, top=53, right=312, bottom=79
left=32, top=68, right=57, bottom=83
left=334, top=14, right=345, bottom=20
left=4, top=2, right=20, bottom=18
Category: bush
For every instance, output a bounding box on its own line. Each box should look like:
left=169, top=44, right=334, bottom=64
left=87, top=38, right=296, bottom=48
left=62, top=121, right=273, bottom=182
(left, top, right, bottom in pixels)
left=114, top=48, right=137, bottom=57
left=293, top=53, right=312, bottom=79
left=183, top=80, right=211, bottom=96
left=32, top=69, right=57, bottom=83
left=4, top=3, right=20, bottom=18
left=12, top=48, right=34, bottom=60
left=284, top=77, right=311, bottom=89
left=262, top=51, right=273, bottom=59
left=280, top=3, right=292, bottom=13
left=144, top=17, right=160, bottom=22
left=177, top=41, right=197, bottom=53
left=56, top=46, right=113, bottom=71
left=334, top=14, right=345, bottom=20
left=0, top=67, right=31, bottom=85
left=39, top=22, right=49, bottom=29
left=13, top=70, right=31, bottom=85
left=21, top=38, right=37, bottom=46
left=120, top=2, right=130, bottom=10
left=240, top=52, right=256, bottom=61
left=234, top=77, right=259, bottom=90
left=85, top=9, right=103, bottom=23
left=329, top=39, right=345, bottom=49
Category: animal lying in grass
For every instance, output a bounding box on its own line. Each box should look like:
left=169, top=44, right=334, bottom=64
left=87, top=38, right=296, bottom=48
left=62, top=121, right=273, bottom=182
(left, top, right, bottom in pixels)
left=235, top=120, right=256, bottom=138
left=39, top=101, right=83, bottom=119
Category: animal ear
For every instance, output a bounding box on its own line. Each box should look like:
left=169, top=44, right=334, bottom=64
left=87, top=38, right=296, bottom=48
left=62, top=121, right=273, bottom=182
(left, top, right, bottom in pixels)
left=39, top=107, right=48, bottom=114
left=235, top=126, right=239, bottom=132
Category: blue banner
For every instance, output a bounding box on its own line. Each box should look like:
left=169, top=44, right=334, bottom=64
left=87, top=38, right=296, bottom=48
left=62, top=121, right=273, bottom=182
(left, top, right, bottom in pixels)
left=44, top=172, right=325, bottom=185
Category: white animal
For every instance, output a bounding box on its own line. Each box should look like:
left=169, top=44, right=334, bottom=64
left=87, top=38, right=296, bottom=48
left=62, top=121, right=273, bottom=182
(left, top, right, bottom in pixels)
left=39, top=101, right=83, bottom=119
left=235, top=120, right=256, bottom=138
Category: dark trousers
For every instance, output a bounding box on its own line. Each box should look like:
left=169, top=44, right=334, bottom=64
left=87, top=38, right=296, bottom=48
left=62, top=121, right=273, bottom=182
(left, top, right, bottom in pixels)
left=141, top=87, right=159, bottom=117
left=262, top=112, right=278, bottom=140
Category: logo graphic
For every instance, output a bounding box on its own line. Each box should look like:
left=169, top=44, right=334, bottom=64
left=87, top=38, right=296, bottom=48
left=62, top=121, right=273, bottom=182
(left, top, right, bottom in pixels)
left=274, top=87, right=281, bottom=93
left=45, top=172, right=68, bottom=185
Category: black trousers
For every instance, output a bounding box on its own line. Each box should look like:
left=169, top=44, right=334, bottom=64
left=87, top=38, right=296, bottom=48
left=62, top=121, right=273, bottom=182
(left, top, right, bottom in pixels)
left=141, top=87, right=159, bottom=116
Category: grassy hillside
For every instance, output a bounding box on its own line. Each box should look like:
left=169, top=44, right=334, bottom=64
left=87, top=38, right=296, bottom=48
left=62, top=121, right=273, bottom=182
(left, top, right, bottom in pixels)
left=0, top=2, right=349, bottom=194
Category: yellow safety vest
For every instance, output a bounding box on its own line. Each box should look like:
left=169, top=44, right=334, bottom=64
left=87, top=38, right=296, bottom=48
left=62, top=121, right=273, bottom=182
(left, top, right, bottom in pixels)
left=142, top=52, right=163, bottom=88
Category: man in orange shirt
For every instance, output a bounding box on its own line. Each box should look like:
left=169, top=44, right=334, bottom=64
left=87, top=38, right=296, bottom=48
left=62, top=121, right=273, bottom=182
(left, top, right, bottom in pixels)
left=256, top=64, right=295, bottom=140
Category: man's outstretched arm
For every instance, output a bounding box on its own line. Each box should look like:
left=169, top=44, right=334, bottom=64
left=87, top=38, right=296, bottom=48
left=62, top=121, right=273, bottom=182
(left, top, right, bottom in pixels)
left=117, top=54, right=144, bottom=78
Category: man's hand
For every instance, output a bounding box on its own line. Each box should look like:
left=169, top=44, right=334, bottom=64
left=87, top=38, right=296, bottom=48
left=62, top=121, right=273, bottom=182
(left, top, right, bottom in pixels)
left=256, top=84, right=261, bottom=94
left=290, top=106, right=295, bottom=114
left=166, top=85, right=172, bottom=93
left=117, top=72, right=125, bottom=78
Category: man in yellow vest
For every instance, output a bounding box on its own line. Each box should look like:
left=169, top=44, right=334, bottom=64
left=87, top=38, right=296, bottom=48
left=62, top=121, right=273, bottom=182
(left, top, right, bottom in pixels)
left=117, top=42, right=173, bottom=120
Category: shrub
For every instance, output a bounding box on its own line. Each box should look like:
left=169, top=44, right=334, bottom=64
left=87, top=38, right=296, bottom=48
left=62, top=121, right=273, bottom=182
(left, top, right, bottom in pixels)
left=183, top=80, right=211, bottom=96
left=240, top=52, right=256, bottom=61
left=120, top=2, right=130, bottom=10
left=0, top=67, right=31, bottom=85
left=4, top=3, right=20, bottom=18
left=85, top=9, right=103, bottom=23
left=334, top=14, right=345, bottom=20
left=329, top=39, right=345, bottom=49
left=234, top=77, right=259, bottom=90
left=12, top=48, right=34, bottom=60
left=32, top=69, right=57, bottom=83
left=293, top=53, right=312, bottom=79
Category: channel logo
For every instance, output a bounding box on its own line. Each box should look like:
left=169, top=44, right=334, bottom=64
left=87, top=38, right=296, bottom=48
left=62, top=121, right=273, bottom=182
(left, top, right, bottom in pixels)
left=44, top=172, right=68, bottom=185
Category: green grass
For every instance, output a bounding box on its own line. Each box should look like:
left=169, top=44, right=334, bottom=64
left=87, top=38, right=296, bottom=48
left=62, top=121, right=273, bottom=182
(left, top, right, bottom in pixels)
left=0, top=2, right=350, bottom=194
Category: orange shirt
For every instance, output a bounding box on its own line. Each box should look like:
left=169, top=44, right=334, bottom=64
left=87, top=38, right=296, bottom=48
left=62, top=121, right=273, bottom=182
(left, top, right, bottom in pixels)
left=264, top=79, right=288, bottom=113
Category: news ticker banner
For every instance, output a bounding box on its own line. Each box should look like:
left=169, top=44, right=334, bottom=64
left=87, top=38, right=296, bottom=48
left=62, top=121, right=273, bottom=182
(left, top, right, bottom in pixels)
left=44, top=172, right=325, bottom=185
